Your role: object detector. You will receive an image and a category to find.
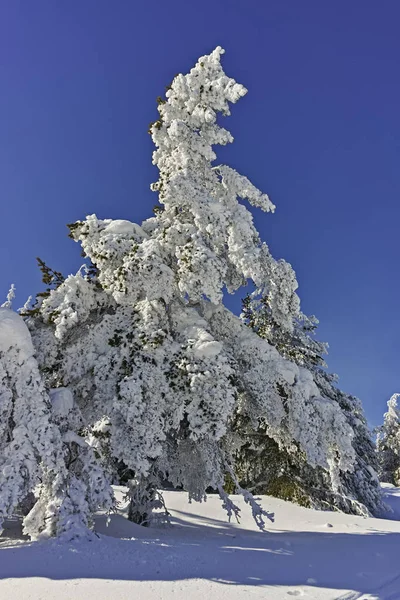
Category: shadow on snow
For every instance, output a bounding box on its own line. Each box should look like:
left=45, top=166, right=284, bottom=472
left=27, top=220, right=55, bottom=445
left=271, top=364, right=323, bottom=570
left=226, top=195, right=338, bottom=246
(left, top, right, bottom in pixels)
left=0, top=508, right=400, bottom=597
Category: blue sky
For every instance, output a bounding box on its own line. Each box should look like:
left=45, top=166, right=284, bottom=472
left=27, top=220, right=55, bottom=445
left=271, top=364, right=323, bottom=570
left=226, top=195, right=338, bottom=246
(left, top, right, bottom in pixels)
left=1, top=1, right=399, bottom=425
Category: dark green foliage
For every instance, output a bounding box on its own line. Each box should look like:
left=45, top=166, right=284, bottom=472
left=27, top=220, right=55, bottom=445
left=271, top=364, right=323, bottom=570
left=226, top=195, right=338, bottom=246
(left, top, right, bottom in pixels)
left=230, top=413, right=315, bottom=508
left=36, top=257, right=65, bottom=290
left=238, top=293, right=382, bottom=516
left=20, top=258, right=65, bottom=317
left=152, top=204, right=164, bottom=215
left=67, top=221, right=83, bottom=239
left=108, top=331, right=124, bottom=347
left=148, top=119, right=163, bottom=135
left=242, top=294, right=326, bottom=369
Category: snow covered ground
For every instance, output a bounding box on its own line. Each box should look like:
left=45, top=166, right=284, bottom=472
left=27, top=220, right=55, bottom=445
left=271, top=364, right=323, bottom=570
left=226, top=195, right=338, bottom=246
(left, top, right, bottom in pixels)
left=1, top=486, right=400, bottom=600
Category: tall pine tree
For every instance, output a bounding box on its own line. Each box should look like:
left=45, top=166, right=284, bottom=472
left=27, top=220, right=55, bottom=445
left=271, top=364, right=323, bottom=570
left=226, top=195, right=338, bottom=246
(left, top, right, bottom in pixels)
left=1, top=47, right=374, bottom=536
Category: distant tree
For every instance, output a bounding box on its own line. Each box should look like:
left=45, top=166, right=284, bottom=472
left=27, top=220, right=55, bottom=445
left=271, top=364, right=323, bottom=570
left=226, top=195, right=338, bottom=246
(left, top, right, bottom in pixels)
left=376, top=394, right=400, bottom=485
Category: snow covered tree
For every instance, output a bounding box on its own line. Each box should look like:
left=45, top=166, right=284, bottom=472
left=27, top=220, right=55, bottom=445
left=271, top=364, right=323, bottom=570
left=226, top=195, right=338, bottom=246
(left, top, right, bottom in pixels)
left=0, top=306, right=73, bottom=538
left=315, top=370, right=381, bottom=514
left=376, top=394, right=400, bottom=485
left=0, top=306, right=65, bottom=537
left=44, top=387, right=114, bottom=537
left=0, top=303, right=113, bottom=540
left=240, top=293, right=382, bottom=515
left=23, top=47, right=360, bottom=530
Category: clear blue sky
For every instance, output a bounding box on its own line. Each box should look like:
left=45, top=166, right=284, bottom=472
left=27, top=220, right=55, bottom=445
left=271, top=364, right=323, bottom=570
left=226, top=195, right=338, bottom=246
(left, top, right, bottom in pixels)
left=1, top=1, right=399, bottom=426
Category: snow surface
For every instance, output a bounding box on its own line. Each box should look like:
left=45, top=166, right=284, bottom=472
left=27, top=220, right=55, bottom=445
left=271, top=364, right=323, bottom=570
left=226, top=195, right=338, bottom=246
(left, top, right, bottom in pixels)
left=1, top=487, right=400, bottom=599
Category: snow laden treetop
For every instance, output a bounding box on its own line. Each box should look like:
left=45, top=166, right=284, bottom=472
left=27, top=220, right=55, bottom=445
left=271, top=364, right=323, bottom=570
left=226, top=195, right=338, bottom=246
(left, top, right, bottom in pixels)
left=0, top=47, right=374, bottom=539
left=376, top=394, right=400, bottom=485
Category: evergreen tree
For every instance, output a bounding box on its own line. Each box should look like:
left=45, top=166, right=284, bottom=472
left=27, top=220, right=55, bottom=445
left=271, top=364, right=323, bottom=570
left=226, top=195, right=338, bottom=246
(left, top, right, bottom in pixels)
left=24, top=48, right=358, bottom=532
left=0, top=48, right=374, bottom=539
left=376, top=394, right=400, bottom=485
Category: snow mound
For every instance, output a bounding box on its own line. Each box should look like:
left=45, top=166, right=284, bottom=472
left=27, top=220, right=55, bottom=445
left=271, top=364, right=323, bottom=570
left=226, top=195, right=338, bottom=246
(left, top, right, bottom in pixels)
left=103, top=220, right=148, bottom=240
left=49, top=388, right=75, bottom=417
left=0, top=308, right=34, bottom=358
left=192, top=331, right=222, bottom=359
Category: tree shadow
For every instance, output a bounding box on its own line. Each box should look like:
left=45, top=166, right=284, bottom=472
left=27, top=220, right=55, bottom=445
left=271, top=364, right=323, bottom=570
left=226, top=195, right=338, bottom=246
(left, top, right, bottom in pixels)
left=1, top=508, right=400, bottom=598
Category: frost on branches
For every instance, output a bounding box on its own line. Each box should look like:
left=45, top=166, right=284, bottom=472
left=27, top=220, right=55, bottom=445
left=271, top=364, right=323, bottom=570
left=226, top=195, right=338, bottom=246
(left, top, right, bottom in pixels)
left=1, top=47, right=375, bottom=538
left=0, top=308, right=113, bottom=540
left=0, top=307, right=64, bottom=538
left=240, top=295, right=382, bottom=516
left=376, top=394, right=400, bottom=485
